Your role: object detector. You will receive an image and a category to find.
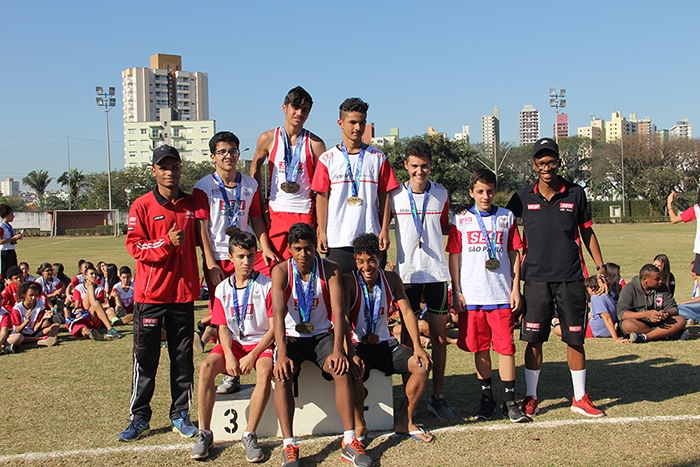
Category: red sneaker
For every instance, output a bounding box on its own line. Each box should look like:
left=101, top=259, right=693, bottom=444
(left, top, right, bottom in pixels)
left=282, top=444, right=299, bottom=467
left=521, top=396, right=540, bottom=416
left=571, top=394, right=605, bottom=418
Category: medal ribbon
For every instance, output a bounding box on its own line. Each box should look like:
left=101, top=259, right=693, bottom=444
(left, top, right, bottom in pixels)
left=281, top=128, right=305, bottom=184
left=1, top=221, right=14, bottom=238
left=292, top=257, right=316, bottom=324
left=340, top=142, right=366, bottom=198
left=212, top=172, right=242, bottom=228
left=40, top=277, right=52, bottom=296
left=358, top=272, right=382, bottom=335
left=470, top=206, right=498, bottom=260
left=407, top=181, right=430, bottom=244
left=231, top=274, right=254, bottom=336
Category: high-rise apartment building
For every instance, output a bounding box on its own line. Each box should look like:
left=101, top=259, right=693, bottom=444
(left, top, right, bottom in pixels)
left=606, top=111, right=637, bottom=141
left=454, top=125, right=470, bottom=143
left=122, top=54, right=212, bottom=165
left=519, top=105, right=540, bottom=145
left=0, top=178, right=19, bottom=197
left=577, top=118, right=605, bottom=144
left=481, top=106, right=500, bottom=157
left=554, top=113, right=569, bottom=139
left=670, top=119, right=692, bottom=139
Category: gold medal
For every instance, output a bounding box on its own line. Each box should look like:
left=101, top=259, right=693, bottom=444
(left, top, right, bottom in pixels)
left=485, top=258, right=500, bottom=270
left=281, top=182, right=300, bottom=193
left=295, top=322, right=315, bottom=334
left=361, top=333, right=379, bottom=345
left=347, top=196, right=363, bottom=206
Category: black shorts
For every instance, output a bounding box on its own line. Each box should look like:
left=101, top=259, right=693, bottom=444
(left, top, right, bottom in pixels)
left=520, top=280, right=587, bottom=346
left=404, top=282, right=449, bottom=315
left=284, top=332, right=335, bottom=379
left=354, top=340, right=413, bottom=380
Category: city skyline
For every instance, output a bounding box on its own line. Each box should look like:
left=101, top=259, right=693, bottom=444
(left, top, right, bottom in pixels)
left=1, top=1, right=699, bottom=190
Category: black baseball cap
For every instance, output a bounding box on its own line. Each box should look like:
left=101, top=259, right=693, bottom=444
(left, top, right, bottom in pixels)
left=152, top=145, right=181, bottom=165
left=531, top=137, right=559, bottom=159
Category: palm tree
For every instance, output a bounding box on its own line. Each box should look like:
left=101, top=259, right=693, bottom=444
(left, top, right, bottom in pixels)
left=22, top=170, right=53, bottom=210
left=58, top=168, right=85, bottom=210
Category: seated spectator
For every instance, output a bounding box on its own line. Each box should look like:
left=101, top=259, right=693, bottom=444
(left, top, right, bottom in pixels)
left=35, top=262, right=64, bottom=312
left=653, top=254, right=676, bottom=296
left=68, top=264, right=122, bottom=340
left=617, top=264, right=687, bottom=343
left=13, top=281, right=59, bottom=347
left=110, top=266, right=134, bottom=325
left=604, top=262, right=625, bottom=302
left=1, top=266, right=23, bottom=311
left=53, top=262, right=71, bottom=289
left=19, top=262, right=36, bottom=282
left=96, top=261, right=107, bottom=284
left=64, top=259, right=88, bottom=310
left=0, top=294, right=23, bottom=354
left=676, top=260, right=700, bottom=325
left=584, top=276, right=627, bottom=342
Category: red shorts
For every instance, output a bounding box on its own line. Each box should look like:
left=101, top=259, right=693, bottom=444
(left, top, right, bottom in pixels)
left=458, top=306, right=515, bottom=355
left=69, top=313, right=102, bottom=338
left=268, top=206, right=315, bottom=260
left=210, top=340, right=274, bottom=362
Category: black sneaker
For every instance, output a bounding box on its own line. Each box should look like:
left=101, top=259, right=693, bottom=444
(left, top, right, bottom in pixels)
left=629, top=332, right=647, bottom=343
left=503, top=401, right=532, bottom=423
left=473, top=396, right=497, bottom=421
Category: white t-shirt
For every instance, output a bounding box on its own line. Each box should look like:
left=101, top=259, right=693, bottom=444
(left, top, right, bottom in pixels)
left=391, top=182, right=451, bottom=283
left=211, top=273, right=272, bottom=345
left=283, top=258, right=332, bottom=337
left=15, top=299, right=46, bottom=335
left=0, top=222, right=15, bottom=251
left=193, top=172, right=263, bottom=261
left=311, top=145, right=399, bottom=248
left=268, top=127, right=315, bottom=214
left=35, top=276, right=63, bottom=297
left=446, top=206, right=523, bottom=306
left=348, top=270, right=396, bottom=344
left=113, top=282, right=135, bottom=309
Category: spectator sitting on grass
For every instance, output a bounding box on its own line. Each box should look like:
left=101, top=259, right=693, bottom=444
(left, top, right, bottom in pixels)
left=53, top=262, right=71, bottom=289
left=13, top=281, right=58, bottom=347
left=110, top=266, right=134, bottom=325
left=604, top=262, right=625, bottom=302
left=68, top=264, right=122, bottom=340
left=64, top=259, right=88, bottom=311
left=1, top=266, right=23, bottom=311
left=676, top=260, right=700, bottom=326
left=0, top=294, right=23, bottom=354
left=19, top=262, right=36, bottom=283
left=653, top=254, right=676, bottom=297
left=617, top=264, right=687, bottom=343
left=35, top=262, right=64, bottom=313
left=584, top=276, right=627, bottom=342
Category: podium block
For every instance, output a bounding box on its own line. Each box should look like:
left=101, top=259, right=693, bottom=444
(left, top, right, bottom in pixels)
left=211, top=361, right=394, bottom=440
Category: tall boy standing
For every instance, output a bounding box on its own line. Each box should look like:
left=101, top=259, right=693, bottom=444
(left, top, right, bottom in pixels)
left=311, top=98, right=398, bottom=273
left=390, top=139, right=454, bottom=420
left=120, top=145, right=200, bottom=441
left=250, top=86, right=326, bottom=258
left=447, top=168, right=530, bottom=422
left=506, top=138, right=606, bottom=418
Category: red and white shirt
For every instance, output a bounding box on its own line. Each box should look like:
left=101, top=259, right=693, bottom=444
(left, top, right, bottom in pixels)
left=73, top=283, right=106, bottom=307
left=211, top=273, right=272, bottom=345
left=193, top=172, right=263, bottom=261
left=35, top=276, right=63, bottom=298
left=14, top=299, right=46, bottom=335
left=112, top=282, right=134, bottom=309
left=348, top=270, right=395, bottom=344
left=446, top=206, right=523, bottom=305
left=283, top=258, right=332, bottom=337
left=391, top=182, right=451, bottom=284
left=268, top=127, right=315, bottom=214
left=311, top=145, right=398, bottom=248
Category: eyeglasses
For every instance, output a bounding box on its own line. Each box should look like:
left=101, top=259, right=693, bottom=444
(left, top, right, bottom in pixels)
left=214, top=149, right=240, bottom=157
left=535, top=160, right=559, bottom=170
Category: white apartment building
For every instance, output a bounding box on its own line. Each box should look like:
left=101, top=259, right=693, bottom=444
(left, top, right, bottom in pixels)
left=518, top=105, right=540, bottom=145
left=454, top=125, right=470, bottom=143
left=481, top=106, right=500, bottom=157
left=670, top=119, right=692, bottom=139
left=0, top=178, right=19, bottom=197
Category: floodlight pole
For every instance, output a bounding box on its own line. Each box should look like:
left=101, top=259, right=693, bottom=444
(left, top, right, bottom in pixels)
left=549, top=88, right=566, bottom=144
left=96, top=86, right=116, bottom=210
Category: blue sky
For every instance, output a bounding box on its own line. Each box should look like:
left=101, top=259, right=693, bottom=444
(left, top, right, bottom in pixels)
left=1, top=0, right=698, bottom=189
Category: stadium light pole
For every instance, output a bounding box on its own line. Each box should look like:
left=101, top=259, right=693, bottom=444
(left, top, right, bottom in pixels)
left=549, top=88, right=566, bottom=144
left=96, top=86, right=116, bottom=210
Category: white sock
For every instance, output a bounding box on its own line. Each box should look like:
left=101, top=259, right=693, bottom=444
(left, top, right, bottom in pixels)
left=525, top=369, right=540, bottom=399
left=343, top=430, right=356, bottom=444
left=243, top=431, right=252, bottom=438
left=283, top=437, right=297, bottom=447
left=571, top=369, right=587, bottom=401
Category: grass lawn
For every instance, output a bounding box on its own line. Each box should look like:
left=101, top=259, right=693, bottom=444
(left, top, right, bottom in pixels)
left=2, top=223, right=700, bottom=466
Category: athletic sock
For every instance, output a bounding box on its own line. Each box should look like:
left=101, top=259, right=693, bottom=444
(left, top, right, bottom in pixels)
left=111, top=316, right=119, bottom=324
left=571, top=369, right=587, bottom=401
left=502, top=380, right=516, bottom=403
left=525, top=369, right=540, bottom=399
left=283, top=437, right=297, bottom=447
left=243, top=431, right=252, bottom=438
left=343, top=430, right=356, bottom=445
left=479, top=377, right=493, bottom=400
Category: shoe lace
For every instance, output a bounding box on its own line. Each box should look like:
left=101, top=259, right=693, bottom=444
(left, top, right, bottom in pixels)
left=283, top=444, right=298, bottom=461
left=349, top=438, right=366, bottom=454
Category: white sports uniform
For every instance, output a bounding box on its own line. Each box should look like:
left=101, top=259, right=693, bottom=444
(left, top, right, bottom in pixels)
left=268, top=127, right=315, bottom=214
left=211, top=273, right=272, bottom=345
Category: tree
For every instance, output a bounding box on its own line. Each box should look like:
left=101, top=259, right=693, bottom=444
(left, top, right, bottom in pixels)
left=22, top=170, right=52, bottom=209
left=0, top=196, right=27, bottom=212
left=57, top=168, right=86, bottom=210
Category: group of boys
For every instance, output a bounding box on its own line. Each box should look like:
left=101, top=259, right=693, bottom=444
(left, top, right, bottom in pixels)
left=119, top=86, right=609, bottom=467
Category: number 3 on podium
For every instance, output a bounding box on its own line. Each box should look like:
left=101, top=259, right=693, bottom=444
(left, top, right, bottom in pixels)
left=223, top=408, right=239, bottom=433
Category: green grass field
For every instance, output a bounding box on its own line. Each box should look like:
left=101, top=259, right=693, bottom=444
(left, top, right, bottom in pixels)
left=2, top=223, right=700, bottom=467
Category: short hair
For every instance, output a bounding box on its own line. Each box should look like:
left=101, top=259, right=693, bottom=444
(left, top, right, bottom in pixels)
left=209, top=131, right=240, bottom=154
left=17, top=281, right=41, bottom=300
left=226, top=227, right=257, bottom=252
left=119, top=266, right=132, bottom=276
left=37, top=262, right=53, bottom=275
left=288, top=223, right=316, bottom=245
left=352, top=233, right=381, bottom=258
left=284, top=86, right=313, bottom=109
left=84, top=263, right=96, bottom=274
left=6, top=266, right=22, bottom=279
left=0, top=204, right=13, bottom=219
left=19, top=262, right=29, bottom=269
left=77, top=259, right=87, bottom=268
left=405, top=140, right=432, bottom=162
left=469, top=168, right=497, bottom=189
left=639, top=263, right=660, bottom=278
left=339, top=97, right=369, bottom=119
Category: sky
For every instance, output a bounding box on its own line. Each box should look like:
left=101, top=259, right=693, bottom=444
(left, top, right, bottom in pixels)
left=1, top=0, right=699, bottom=190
